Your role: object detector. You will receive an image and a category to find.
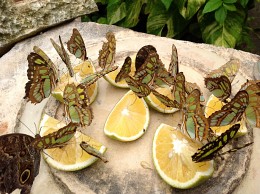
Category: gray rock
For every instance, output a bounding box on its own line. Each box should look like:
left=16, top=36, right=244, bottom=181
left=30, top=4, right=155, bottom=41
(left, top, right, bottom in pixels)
left=0, top=0, right=98, bottom=56
left=1, top=21, right=260, bottom=193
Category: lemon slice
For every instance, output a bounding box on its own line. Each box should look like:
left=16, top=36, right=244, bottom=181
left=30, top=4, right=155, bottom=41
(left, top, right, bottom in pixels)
left=153, top=123, right=214, bottom=189
left=205, top=94, right=247, bottom=137
left=104, top=90, right=149, bottom=141
left=145, top=87, right=178, bottom=113
left=52, top=60, right=98, bottom=104
left=39, top=114, right=106, bottom=171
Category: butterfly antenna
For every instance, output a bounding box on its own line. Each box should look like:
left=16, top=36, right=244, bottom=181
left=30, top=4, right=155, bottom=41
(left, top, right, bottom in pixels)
left=17, top=118, right=35, bottom=136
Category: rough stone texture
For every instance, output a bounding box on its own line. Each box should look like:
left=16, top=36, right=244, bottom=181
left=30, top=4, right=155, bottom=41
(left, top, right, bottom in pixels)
left=0, top=21, right=260, bottom=193
left=0, top=0, right=98, bottom=56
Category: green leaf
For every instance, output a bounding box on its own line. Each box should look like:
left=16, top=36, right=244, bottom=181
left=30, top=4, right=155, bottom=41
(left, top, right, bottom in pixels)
left=97, top=17, right=108, bottom=24
left=147, top=1, right=189, bottom=37
left=120, top=0, right=145, bottom=27
left=223, top=0, right=237, bottom=3
left=107, top=1, right=126, bottom=24
left=161, top=0, right=173, bottom=10
left=239, top=0, right=249, bottom=8
left=176, top=0, right=206, bottom=20
left=215, top=6, right=227, bottom=24
left=198, top=8, right=246, bottom=48
left=223, top=3, right=237, bottom=11
left=202, top=0, right=222, bottom=14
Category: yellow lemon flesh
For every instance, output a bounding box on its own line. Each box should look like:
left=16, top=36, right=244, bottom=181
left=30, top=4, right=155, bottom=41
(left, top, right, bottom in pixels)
left=145, top=86, right=178, bottom=113
left=205, top=94, right=247, bottom=137
left=153, top=123, right=214, bottom=189
left=52, top=60, right=98, bottom=104
left=39, top=114, right=106, bottom=171
left=104, top=90, right=149, bottom=141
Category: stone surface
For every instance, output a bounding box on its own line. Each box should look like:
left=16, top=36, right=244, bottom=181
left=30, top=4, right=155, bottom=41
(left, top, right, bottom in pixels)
left=0, top=21, right=260, bottom=193
left=0, top=0, right=98, bottom=56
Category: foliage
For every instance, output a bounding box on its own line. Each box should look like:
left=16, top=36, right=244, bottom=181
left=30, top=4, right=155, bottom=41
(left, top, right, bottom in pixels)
left=82, top=0, right=257, bottom=50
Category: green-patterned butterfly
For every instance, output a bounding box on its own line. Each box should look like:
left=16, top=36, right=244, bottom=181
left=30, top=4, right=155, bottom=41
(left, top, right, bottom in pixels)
left=241, top=80, right=260, bottom=127
left=24, top=46, right=59, bottom=104
left=80, top=141, right=108, bottom=163
left=206, top=58, right=240, bottom=83
left=208, top=90, right=249, bottom=127
left=205, top=75, right=231, bottom=102
left=67, top=28, right=87, bottom=61
left=31, top=122, right=77, bottom=150
left=98, top=31, right=116, bottom=69
left=115, top=57, right=151, bottom=98
left=168, top=44, right=179, bottom=77
left=134, top=45, right=160, bottom=86
left=63, top=83, right=93, bottom=126
left=192, top=124, right=240, bottom=162
left=51, top=36, right=74, bottom=77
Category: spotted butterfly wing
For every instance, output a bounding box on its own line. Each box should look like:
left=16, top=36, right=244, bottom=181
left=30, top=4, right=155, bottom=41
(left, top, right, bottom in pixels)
left=115, top=56, right=132, bottom=83
left=205, top=75, right=231, bottom=102
left=67, top=28, right=87, bottom=61
left=31, top=122, right=77, bottom=150
left=134, top=45, right=159, bottom=86
left=192, top=124, right=240, bottom=162
left=241, top=80, right=260, bottom=127
left=183, top=89, right=209, bottom=141
left=206, top=59, right=240, bottom=83
left=125, top=76, right=151, bottom=98
left=98, top=31, right=116, bottom=69
left=51, top=36, right=74, bottom=77
left=63, top=83, right=93, bottom=126
left=172, top=72, right=186, bottom=107
left=150, top=89, right=180, bottom=108
left=24, top=47, right=58, bottom=104
left=168, top=44, right=179, bottom=76
left=208, top=90, right=249, bottom=127
left=0, top=133, right=41, bottom=194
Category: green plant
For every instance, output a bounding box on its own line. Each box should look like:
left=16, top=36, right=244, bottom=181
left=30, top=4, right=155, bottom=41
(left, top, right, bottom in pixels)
left=82, top=0, right=256, bottom=49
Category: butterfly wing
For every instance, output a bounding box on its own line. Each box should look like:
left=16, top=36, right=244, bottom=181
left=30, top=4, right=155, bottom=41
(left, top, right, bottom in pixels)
left=208, top=90, right=249, bottom=126
left=172, top=72, right=186, bottom=107
left=168, top=44, right=179, bottom=76
left=150, top=89, right=180, bottom=108
left=125, top=76, right=151, bottom=98
left=192, top=124, right=240, bottom=162
left=205, top=75, right=231, bottom=102
left=24, top=52, right=56, bottom=104
left=98, top=31, right=116, bottom=69
left=206, top=59, right=240, bottom=83
left=51, top=36, right=74, bottom=77
left=67, top=28, right=87, bottom=61
left=115, top=56, right=132, bottom=83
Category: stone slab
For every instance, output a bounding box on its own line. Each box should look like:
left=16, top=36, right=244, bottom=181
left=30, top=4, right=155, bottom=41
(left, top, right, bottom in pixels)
left=0, top=21, right=260, bottom=193
left=0, top=0, right=98, bottom=56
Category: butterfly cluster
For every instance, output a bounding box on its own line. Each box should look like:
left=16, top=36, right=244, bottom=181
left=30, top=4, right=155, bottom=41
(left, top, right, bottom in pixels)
left=1, top=29, right=116, bottom=194
left=115, top=44, right=259, bottom=163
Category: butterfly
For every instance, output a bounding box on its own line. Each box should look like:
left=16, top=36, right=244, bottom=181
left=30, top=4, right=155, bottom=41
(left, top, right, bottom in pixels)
left=208, top=90, right=249, bottom=127
left=31, top=122, right=77, bottom=150
left=67, top=28, right=87, bottom=61
left=51, top=36, right=74, bottom=77
left=63, top=83, right=93, bottom=126
left=80, top=141, right=108, bottom=163
left=0, top=133, right=41, bottom=194
left=192, top=124, right=240, bottom=162
left=98, top=31, right=116, bottom=69
left=134, top=45, right=160, bottom=86
left=24, top=46, right=59, bottom=104
left=115, top=57, right=151, bottom=98
left=205, top=75, right=231, bottom=102
left=206, top=58, right=240, bottom=83
left=240, top=80, right=260, bottom=127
